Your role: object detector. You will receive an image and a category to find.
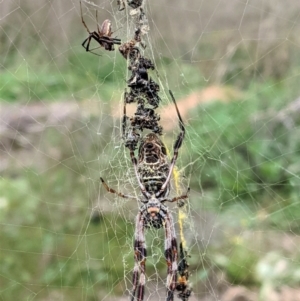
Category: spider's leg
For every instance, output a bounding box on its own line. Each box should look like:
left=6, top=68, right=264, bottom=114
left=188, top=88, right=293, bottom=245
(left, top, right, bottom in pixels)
left=157, top=90, right=185, bottom=197
left=100, top=177, right=137, bottom=199
left=96, top=10, right=100, bottom=33
left=127, top=142, right=150, bottom=199
left=122, top=90, right=128, bottom=140
left=99, top=36, right=120, bottom=45
left=131, top=211, right=146, bottom=301
left=112, top=38, right=122, bottom=45
left=176, top=242, right=192, bottom=301
left=166, top=187, right=190, bottom=207
left=82, top=36, right=102, bottom=56
left=130, top=149, right=150, bottom=198
left=82, top=36, right=101, bottom=56
left=85, top=46, right=101, bottom=51
left=80, top=1, right=91, bottom=34
left=85, top=46, right=103, bottom=56
left=91, top=32, right=108, bottom=45
left=169, top=89, right=185, bottom=152
left=161, top=209, right=178, bottom=301
left=84, top=33, right=101, bottom=52
left=82, top=35, right=91, bottom=50
left=83, top=33, right=114, bottom=55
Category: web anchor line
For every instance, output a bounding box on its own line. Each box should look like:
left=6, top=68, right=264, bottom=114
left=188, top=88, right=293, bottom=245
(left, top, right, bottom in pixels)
left=84, top=0, right=193, bottom=299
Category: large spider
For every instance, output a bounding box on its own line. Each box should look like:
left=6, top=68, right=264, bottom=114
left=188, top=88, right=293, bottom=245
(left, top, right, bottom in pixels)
left=101, top=90, right=190, bottom=301
left=80, top=1, right=121, bottom=55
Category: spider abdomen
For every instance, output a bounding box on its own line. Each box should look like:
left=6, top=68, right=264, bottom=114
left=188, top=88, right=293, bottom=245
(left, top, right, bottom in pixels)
left=138, top=133, right=171, bottom=196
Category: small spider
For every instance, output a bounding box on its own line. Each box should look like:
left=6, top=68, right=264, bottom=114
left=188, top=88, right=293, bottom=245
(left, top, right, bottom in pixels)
left=80, top=1, right=121, bottom=55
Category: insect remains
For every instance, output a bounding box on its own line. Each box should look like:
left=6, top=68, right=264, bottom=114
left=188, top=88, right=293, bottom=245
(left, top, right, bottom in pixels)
left=80, top=1, right=121, bottom=55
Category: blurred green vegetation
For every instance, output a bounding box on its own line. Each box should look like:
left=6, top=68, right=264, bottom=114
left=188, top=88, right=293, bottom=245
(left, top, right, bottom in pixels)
left=0, top=174, right=133, bottom=299
left=184, top=81, right=300, bottom=232
left=180, top=78, right=300, bottom=294
left=0, top=52, right=127, bottom=103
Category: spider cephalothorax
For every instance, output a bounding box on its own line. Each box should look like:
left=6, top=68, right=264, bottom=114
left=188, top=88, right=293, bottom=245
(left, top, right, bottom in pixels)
left=142, top=197, right=167, bottom=229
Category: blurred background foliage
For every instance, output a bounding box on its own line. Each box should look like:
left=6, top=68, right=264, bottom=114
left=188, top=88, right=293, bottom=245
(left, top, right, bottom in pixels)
left=1, top=0, right=300, bottom=300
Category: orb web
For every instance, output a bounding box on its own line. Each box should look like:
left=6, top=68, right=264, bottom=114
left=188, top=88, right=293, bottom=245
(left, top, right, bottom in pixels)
left=1, top=0, right=300, bottom=301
